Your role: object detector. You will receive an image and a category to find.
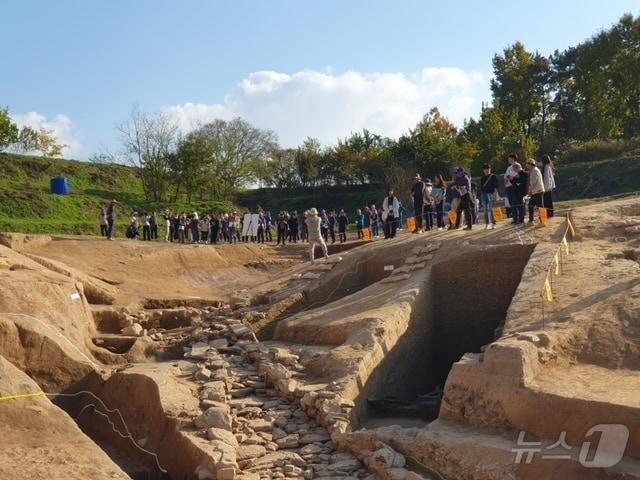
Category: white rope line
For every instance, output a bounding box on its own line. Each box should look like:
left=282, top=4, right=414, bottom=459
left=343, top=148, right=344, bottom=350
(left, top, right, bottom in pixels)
left=47, top=390, right=167, bottom=473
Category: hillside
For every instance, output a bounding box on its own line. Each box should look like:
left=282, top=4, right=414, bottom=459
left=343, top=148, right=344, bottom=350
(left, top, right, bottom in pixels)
left=1, top=152, right=640, bottom=235
left=0, top=153, right=233, bottom=234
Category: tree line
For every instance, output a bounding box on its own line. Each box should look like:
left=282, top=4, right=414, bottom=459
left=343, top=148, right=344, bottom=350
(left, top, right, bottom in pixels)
left=0, top=107, right=66, bottom=157
left=3, top=14, right=637, bottom=205
left=119, top=13, right=637, bottom=203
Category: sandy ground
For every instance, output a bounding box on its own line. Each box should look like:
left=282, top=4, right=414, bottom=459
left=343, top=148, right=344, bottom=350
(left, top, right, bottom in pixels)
left=22, top=236, right=309, bottom=306
left=2, top=198, right=640, bottom=480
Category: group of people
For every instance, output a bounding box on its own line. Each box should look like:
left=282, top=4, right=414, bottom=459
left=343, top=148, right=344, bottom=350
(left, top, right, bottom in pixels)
left=99, top=153, right=556, bottom=250
left=408, top=153, right=556, bottom=233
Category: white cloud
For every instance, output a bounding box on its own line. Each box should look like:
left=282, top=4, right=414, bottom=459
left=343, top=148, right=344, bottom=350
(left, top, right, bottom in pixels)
left=164, top=67, right=488, bottom=147
left=12, top=111, right=82, bottom=157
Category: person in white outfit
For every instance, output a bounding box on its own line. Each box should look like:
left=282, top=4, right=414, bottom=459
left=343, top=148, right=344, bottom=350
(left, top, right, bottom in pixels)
left=382, top=188, right=400, bottom=239
left=305, top=208, right=329, bottom=263
left=541, top=154, right=556, bottom=217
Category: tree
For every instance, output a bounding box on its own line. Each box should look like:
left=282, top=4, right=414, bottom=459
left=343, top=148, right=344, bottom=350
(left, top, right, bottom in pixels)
left=0, top=106, right=66, bottom=156
left=387, top=108, right=468, bottom=179
left=117, top=107, right=179, bottom=202
left=0, top=107, right=19, bottom=150
left=295, top=138, right=322, bottom=187
left=551, top=14, right=640, bottom=140
left=260, top=148, right=301, bottom=189
left=184, top=118, right=278, bottom=199
left=491, top=42, right=550, bottom=142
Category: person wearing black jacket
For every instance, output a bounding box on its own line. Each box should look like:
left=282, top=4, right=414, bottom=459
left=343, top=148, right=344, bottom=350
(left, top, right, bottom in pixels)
left=410, top=174, right=426, bottom=232
left=480, top=164, right=499, bottom=229
left=210, top=215, right=220, bottom=244
left=328, top=210, right=337, bottom=243
left=511, top=164, right=528, bottom=225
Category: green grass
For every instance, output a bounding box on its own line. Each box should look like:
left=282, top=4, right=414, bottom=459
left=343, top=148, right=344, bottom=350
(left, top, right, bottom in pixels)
left=0, top=153, right=233, bottom=235
left=1, top=152, right=640, bottom=235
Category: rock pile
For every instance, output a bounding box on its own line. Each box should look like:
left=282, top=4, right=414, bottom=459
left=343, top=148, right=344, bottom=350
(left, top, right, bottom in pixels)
left=177, top=313, right=369, bottom=480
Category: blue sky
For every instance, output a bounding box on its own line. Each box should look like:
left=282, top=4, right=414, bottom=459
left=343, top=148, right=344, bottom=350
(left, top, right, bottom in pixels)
left=3, top=0, right=638, bottom=158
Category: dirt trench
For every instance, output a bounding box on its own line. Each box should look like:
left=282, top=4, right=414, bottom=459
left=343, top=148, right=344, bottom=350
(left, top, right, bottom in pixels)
left=353, top=243, right=535, bottom=427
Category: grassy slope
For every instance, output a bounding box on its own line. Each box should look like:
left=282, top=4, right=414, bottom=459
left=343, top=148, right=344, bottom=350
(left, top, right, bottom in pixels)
left=1, top=153, right=639, bottom=235
left=0, top=153, right=233, bottom=235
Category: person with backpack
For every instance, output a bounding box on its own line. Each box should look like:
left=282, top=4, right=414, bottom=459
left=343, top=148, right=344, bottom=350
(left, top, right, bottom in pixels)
left=480, top=164, right=499, bottom=229
left=338, top=209, right=349, bottom=243
left=410, top=174, right=426, bottom=233
left=382, top=188, right=400, bottom=239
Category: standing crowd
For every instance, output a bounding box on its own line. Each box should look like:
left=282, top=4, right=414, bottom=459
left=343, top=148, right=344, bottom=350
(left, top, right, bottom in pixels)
left=99, top=154, right=556, bottom=254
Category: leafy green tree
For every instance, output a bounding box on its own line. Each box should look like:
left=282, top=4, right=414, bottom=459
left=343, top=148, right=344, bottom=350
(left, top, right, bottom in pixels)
left=261, top=148, right=301, bottom=188
left=295, top=138, right=322, bottom=187
left=0, top=107, right=19, bottom=150
left=491, top=42, right=550, bottom=143
left=552, top=14, right=640, bottom=140
left=187, top=118, right=278, bottom=199
left=387, top=107, right=467, bottom=179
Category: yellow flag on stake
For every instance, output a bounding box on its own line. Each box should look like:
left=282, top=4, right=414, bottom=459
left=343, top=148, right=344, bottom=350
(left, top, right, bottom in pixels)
left=448, top=211, right=458, bottom=225
left=554, top=252, right=560, bottom=275
left=493, top=207, right=504, bottom=222
left=544, top=276, right=553, bottom=303
left=539, top=208, right=548, bottom=225
left=363, top=228, right=372, bottom=241
left=406, top=217, right=416, bottom=232
left=562, top=235, right=569, bottom=254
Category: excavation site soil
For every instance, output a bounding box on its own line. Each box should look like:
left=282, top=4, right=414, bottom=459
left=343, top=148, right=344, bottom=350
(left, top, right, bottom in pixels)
left=2, top=197, right=640, bottom=480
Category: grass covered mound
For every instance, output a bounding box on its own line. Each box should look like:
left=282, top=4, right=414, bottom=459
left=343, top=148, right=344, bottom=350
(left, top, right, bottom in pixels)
left=0, top=153, right=233, bottom=235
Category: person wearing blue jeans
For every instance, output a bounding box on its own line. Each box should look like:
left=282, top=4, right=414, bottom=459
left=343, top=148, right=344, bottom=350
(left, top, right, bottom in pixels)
left=480, top=164, right=499, bottom=229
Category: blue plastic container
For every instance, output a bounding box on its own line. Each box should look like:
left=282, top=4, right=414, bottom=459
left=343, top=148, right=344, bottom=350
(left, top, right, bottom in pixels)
left=50, top=176, right=71, bottom=195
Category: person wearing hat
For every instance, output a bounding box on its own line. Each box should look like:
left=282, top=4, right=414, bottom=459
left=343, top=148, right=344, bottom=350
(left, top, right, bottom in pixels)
left=526, top=158, right=546, bottom=226
left=410, top=174, right=426, bottom=233
left=106, top=199, right=118, bottom=240
left=305, top=207, right=329, bottom=263
left=480, top=164, right=499, bottom=229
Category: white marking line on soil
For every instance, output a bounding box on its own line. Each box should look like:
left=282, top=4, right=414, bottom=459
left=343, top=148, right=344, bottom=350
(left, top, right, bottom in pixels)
left=2, top=313, right=100, bottom=369
left=47, top=391, right=168, bottom=473
left=384, top=265, right=395, bottom=271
